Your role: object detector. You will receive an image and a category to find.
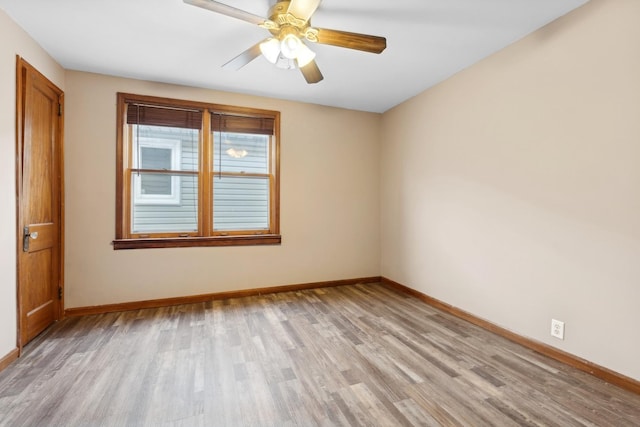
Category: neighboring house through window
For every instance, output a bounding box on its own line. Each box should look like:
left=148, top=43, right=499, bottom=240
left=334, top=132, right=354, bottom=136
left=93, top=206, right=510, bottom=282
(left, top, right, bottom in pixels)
left=114, top=93, right=280, bottom=249
left=133, top=137, right=182, bottom=206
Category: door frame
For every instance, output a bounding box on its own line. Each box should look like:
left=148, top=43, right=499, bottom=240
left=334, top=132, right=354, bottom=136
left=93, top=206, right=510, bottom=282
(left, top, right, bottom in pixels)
left=15, top=56, right=65, bottom=353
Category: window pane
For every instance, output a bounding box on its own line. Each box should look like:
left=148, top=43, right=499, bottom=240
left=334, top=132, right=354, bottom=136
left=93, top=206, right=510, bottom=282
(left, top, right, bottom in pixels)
left=134, top=125, right=199, bottom=172
left=140, top=172, right=172, bottom=196
left=213, top=132, right=268, bottom=174
left=139, top=147, right=172, bottom=196
left=213, top=176, right=269, bottom=231
left=132, top=174, right=198, bottom=233
left=141, top=146, right=171, bottom=170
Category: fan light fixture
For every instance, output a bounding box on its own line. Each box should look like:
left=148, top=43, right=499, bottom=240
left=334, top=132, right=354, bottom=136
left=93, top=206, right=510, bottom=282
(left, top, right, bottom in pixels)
left=259, top=38, right=280, bottom=63
left=259, top=33, right=316, bottom=68
left=280, top=33, right=300, bottom=58
left=294, top=42, right=316, bottom=67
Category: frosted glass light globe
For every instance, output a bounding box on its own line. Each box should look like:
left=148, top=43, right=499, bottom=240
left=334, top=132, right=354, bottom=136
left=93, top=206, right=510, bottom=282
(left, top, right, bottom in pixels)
left=280, top=34, right=301, bottom=59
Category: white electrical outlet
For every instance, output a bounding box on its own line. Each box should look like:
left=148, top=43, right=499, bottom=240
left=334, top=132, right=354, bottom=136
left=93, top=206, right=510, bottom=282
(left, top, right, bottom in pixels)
left=551, top=319, right=565, bottom=340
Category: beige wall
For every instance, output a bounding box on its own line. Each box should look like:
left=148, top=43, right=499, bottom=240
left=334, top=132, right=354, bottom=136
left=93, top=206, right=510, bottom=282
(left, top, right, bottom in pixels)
left=381, top=0, right=640, bottom=381
left=0, top=10, right=65, bottom=358
left=63, top=71, right=381, bottom=307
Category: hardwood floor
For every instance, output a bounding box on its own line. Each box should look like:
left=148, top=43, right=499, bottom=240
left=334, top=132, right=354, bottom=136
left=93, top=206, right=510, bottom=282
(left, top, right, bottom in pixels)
left=1, top=283, right=639, bottom=426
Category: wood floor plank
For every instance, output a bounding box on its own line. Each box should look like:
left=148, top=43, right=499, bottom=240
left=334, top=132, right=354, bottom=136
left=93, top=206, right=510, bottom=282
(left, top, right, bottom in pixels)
left=1, top=283, right=639, bottom=426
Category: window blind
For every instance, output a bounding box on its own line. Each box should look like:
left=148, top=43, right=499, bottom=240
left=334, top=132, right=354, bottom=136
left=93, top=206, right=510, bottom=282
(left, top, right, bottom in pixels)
left=126, top=103, right=203, bottom=129
left=211, top=113, right=274, bottom=135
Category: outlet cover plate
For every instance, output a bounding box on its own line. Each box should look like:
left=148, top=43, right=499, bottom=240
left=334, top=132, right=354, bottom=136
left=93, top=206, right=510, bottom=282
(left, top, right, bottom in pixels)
left=551, top=319, right=565, bottom=340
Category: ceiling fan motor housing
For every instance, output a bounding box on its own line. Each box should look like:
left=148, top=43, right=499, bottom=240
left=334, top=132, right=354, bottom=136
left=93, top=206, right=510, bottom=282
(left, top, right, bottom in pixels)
left=267, top=1, right=316, bottom=42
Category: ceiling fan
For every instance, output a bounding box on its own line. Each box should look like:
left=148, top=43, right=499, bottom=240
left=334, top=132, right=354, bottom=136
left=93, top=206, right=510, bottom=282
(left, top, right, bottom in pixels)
left=184, top=0, right=387, bottom=84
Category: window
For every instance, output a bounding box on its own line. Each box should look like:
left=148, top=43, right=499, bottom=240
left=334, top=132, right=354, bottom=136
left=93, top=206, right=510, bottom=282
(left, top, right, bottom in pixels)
left=133, top=138, right=181, bottom=206
left=114, top=93, right=280, bottom=249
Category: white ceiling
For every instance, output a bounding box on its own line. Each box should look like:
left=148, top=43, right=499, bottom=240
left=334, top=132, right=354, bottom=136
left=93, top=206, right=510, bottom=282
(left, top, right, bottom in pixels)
left=1, top=0, right=588, bottom=113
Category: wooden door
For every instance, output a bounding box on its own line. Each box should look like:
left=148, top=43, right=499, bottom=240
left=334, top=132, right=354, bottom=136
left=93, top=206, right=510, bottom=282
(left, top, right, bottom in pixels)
left=16, top=57, right=64, bottom=348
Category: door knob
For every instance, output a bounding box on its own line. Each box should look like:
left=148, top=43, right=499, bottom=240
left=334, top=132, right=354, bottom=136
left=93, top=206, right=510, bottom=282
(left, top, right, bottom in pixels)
left=23, top=226, right=38, bottom=252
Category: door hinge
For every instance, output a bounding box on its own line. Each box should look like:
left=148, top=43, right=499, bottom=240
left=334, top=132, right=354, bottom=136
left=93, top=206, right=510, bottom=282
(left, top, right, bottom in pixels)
left=58, top=286, right=63, bottom=300
left=58, top=103, right=62, bottom=116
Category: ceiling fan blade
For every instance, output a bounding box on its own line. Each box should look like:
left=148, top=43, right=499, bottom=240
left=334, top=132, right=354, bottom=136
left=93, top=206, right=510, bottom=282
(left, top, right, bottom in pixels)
left=299, top=60, right=323, bottom=84
left=287, top=0, right=322, bottom=23
left=315, top=28, right=386, bottom=54
left=184, top=0, right=268, bottom=26
left=222, top=42, right=264, bottom=71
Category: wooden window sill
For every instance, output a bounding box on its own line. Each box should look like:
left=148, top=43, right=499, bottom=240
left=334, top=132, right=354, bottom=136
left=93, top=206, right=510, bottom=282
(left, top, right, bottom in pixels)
left=112, top=234, right=281, bottom=250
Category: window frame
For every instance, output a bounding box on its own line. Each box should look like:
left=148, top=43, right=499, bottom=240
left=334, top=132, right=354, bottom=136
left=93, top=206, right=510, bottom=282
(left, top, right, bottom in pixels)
left=114, top=93, right=281, bottom=249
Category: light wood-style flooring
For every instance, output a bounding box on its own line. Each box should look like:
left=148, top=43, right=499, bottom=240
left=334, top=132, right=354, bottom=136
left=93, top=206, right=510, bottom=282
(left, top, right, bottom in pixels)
left=1, top=283, right=639, bottom=426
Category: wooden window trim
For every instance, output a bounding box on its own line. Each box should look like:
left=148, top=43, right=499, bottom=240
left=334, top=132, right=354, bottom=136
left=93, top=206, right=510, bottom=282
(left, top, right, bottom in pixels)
left=113, top=235, right=281, bottom=250
left=114, top=93, right=281, bottom=250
